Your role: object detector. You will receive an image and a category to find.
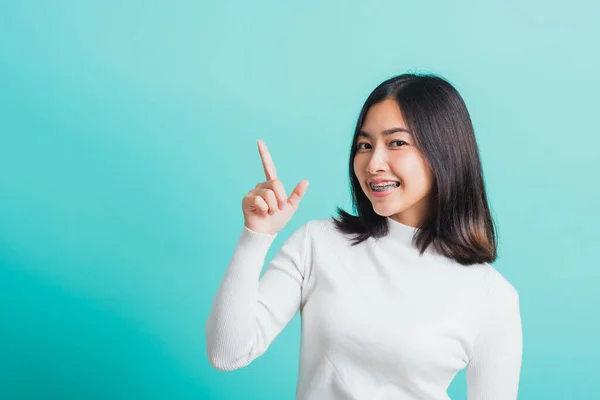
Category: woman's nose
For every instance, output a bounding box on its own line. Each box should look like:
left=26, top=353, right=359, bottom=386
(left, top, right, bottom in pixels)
left=367, top=152, right=389, bottom=174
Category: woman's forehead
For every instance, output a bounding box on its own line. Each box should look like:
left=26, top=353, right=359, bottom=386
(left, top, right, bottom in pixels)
left=362, top=100, right=409, bottom=133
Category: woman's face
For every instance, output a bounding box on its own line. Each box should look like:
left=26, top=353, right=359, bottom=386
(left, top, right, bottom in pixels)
left=353, top=99, right=434, bottom=227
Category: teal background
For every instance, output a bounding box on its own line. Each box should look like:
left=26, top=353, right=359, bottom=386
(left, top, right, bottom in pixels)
left=1, top=1, right=599, bottom=399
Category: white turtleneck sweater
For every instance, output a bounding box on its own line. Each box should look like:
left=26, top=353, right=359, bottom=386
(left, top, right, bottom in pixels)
left=206, top=217, right=522, bottom=400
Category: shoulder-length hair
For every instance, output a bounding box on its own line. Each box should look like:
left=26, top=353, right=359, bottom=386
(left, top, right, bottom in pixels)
left=333, top=73, right=497, bottom=266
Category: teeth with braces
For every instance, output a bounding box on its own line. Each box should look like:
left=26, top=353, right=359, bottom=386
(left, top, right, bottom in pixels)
left=370, top=182, right=399, bottom=190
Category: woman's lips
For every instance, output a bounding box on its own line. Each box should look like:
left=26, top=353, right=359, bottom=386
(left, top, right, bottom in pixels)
left=369, top=182, right=399, bottom=198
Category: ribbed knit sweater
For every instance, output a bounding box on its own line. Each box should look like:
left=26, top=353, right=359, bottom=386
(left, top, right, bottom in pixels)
left=206, top=217, right=522, bottom=399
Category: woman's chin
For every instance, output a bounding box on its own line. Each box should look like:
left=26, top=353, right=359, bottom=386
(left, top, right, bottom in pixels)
left=371, top=203, right=405, bottom=217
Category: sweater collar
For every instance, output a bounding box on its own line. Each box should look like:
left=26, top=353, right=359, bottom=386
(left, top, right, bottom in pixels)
left=386, top=216, right=418, bottom=245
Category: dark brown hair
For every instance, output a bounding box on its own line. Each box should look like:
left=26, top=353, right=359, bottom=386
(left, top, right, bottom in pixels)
left=332, top=73, right=497, bottom=266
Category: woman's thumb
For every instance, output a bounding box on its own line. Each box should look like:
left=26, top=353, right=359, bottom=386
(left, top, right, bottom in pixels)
left=287, top=180, right=309, bottom=209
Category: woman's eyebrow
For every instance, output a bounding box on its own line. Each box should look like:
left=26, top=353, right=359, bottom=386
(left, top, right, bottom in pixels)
left=358, top=127, right=412, bottom=138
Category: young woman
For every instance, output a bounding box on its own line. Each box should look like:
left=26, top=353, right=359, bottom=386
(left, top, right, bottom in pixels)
left=206, top=73, right=523, bottom=400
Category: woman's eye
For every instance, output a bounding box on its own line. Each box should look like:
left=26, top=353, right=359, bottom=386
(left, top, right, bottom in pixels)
left=356, top=141, right=406, bottom=150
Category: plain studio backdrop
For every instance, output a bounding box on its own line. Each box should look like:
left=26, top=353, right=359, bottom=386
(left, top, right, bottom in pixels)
left=1, top=1, right=598, bottom=399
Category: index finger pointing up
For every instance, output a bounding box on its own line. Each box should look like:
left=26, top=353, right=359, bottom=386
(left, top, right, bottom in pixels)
left=257, top=139, right=278, bottom=181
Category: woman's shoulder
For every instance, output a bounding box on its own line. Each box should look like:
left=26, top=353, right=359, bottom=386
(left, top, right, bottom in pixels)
left=475, top=263, right=520, bottom=314
left=438, top=259, right=520, bottom=313
left=302, top=217, right=353, bottom=242
left=304, top=217, right=337, bottom=231
left=280, top=217, right=356, bottom=255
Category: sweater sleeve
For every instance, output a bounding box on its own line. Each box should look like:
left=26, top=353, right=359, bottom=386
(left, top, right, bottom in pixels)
left=205, top=221, right=311, bottom=371
left=466, top=282, right=523, bottom=400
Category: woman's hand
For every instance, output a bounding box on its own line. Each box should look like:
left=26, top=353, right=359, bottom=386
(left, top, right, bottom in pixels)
left=242, top=140, right=309, bottom=235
